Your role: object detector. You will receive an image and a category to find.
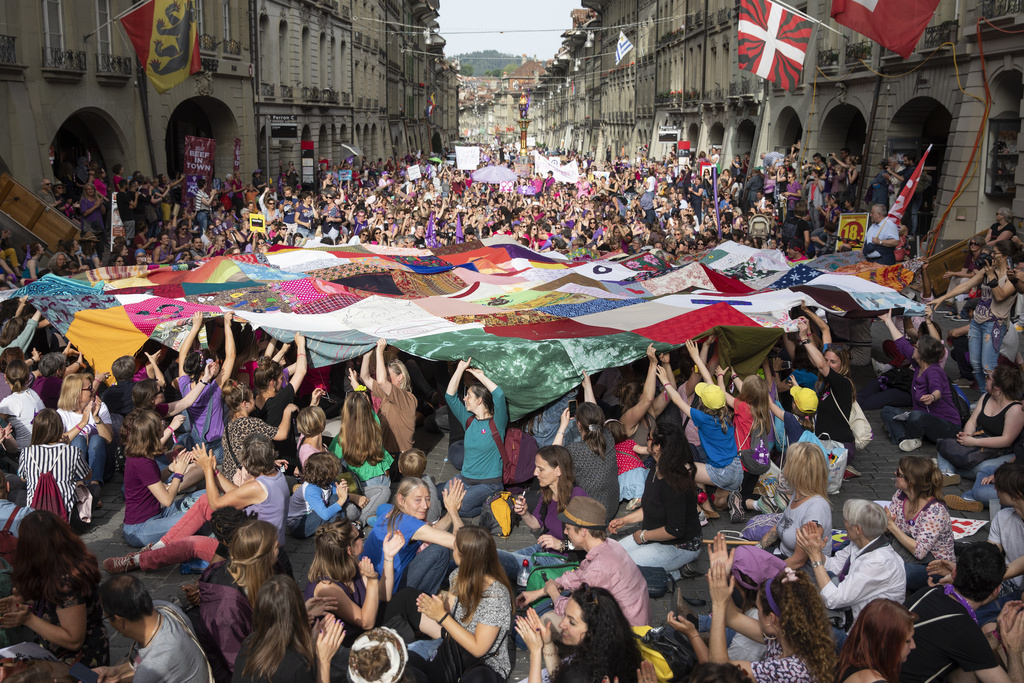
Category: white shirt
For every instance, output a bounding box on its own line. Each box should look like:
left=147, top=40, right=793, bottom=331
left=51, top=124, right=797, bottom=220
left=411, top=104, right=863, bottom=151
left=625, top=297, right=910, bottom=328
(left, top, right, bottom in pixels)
left=0, top=389, right=44, bottom=448
left=57, top=403, right=112, bottom=437
left=821, top=536, right=907, bottom=619
left=644, top=175, right=656, bottom=193
left=862, top=217, right=899, bottom=257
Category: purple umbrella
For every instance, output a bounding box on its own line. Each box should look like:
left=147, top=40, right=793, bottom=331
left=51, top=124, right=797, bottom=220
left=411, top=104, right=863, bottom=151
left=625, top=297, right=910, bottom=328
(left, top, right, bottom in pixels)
left=471, top=165, right=518, bottom=184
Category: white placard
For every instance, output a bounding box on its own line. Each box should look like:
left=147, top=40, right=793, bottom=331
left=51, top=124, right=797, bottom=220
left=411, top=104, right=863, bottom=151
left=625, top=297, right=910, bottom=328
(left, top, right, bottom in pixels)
left=455, top=146, right=481, bottom=170
left=533, top=152, right=580, bottom=183
left=407, top=164, right=422, bottom=181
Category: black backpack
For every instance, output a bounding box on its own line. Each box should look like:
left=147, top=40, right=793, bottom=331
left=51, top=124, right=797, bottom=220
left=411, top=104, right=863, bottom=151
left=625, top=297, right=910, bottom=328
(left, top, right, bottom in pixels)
left=948, top=379, right=972, bottom=427
left=781, top=213, right=799, bottom=241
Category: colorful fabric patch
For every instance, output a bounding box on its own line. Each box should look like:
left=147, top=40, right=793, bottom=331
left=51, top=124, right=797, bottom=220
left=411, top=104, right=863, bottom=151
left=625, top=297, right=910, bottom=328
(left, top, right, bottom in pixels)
left=294, top=293, right=365, bottom=315
left=185, top=286, right=294, bottom=313
left=444, top=311, right=562, bottom=327
left=123, top=299, right=222, bottom=336
left=536, top=298, right=642, bottom=318
left=768, top=265, right=826, bottom=290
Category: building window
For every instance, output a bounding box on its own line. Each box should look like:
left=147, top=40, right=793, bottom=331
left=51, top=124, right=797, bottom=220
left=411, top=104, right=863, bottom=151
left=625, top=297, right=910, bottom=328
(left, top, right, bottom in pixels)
left=42, top=0, right=63, bottom=51
left=222, top=0, right=230, bottom=42
left=988, top=118, right=1020, bottom=197
left=278, top=21, right=287, bottom=83
left=96, top=0, right=112, bottom=54
left=193, top=0, right=204, bottom=37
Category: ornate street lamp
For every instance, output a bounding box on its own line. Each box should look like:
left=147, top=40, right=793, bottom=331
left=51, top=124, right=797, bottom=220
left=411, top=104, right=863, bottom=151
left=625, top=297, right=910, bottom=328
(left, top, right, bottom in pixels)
left=517, top=91, right=531, bottom=156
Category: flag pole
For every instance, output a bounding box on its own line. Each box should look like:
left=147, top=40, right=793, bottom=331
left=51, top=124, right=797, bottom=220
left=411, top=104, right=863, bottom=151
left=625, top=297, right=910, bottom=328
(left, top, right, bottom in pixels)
left=83, top=0, right=149, bottom=43
left=766, top=0, right=848, bottom=39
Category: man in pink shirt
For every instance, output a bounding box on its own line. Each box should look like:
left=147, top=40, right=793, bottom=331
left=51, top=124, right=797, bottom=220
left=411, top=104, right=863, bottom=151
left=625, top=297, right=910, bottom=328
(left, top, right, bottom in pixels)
left=516, top=497, right=652, bottom=630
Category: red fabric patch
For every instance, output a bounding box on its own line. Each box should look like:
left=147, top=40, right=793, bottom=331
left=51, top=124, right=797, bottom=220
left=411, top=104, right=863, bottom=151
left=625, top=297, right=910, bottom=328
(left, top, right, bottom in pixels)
left=485, top=319, right=625, bottom=340
left=700, top=264, right=755, bottom=294
left=633, top=303, right=760, bottom=344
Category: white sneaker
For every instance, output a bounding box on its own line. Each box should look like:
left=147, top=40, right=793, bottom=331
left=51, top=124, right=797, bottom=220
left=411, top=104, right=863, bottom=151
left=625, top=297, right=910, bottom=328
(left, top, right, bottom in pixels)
left=872, top=359, right=893, bottom=376
left=899, top=438, right=923, bottom=452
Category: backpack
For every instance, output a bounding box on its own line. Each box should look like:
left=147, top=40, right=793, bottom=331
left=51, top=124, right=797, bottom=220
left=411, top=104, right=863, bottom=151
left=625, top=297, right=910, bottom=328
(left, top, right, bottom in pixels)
left=638, top=565, right=675, bottom=599
left=0, top=509, right=18, bottom=564
left=633, top=626, right=698, bottom=682
left=478, top=491, right=519, bottom=538
left=948, top=379, right=972, bottom=427
left=31, top=472, right=68, bottom=523
left=781, top=213, right=799, bottom=241
left=464, top=418, right=538, bottom=487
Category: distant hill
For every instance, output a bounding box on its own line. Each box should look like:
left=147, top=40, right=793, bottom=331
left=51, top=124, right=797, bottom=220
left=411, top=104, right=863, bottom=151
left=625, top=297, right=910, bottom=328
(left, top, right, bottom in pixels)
left=453, top=50, right=524, bottom=77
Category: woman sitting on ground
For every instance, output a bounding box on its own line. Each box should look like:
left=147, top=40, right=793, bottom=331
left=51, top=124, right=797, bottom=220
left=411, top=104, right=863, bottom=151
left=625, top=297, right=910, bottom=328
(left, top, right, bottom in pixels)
left=796, top=317, right=857, bottom=456
left=754, top=442, right=832, bottom=570
left=515, top=583, right=644, bottom=683
left=835, top=599, right=917, bottom=683
left=360, top=337, right=418, bottom=454
left=554, top=401, right=618, bottom=525
left=887, top=455, right=954, bottom=592
left=331, top=372, right=393, bottom=524
left=234, top=574, right=346, bottom=683
left=56, top=373, right=114, bottom=486
left=877, top=310, right=959, bottom=453
left=306, top=520, right=405, bottom=645
left=608, top=422, right=704, bottom=579
left=17, top=408, right=90, bottom=521
left=498, top=445, right=589, bottom=583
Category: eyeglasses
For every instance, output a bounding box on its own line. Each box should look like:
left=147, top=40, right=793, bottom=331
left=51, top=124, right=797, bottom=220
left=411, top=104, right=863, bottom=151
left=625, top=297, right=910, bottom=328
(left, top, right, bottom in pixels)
left=894, top=470, right=905, bottom=479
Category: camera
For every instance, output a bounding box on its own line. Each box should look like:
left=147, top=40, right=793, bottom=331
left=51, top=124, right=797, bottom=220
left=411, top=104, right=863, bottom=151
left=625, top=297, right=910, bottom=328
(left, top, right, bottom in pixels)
left=975, top=252, right=994, bottom=269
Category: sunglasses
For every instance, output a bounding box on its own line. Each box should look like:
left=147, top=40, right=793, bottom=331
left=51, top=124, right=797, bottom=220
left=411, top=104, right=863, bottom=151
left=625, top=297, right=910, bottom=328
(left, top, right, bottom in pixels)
left=894, top=470, right=905, bottom=478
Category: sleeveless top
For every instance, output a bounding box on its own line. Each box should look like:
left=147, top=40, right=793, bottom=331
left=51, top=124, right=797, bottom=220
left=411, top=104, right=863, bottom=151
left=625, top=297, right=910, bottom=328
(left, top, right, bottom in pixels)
left=247, top=472, right=289, bottom=546
left=303, top=577, right=366, bottom=645
left=976, top=394, right=1022, bottom=438
left=838, top=666, right=886, bottom=682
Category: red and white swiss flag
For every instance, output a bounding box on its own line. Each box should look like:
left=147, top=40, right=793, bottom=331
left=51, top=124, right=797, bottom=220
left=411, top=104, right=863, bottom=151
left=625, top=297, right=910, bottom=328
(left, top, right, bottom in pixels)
left=831, top=0, right=941, bottom=59
left=737, top=0, right=813, bottom=92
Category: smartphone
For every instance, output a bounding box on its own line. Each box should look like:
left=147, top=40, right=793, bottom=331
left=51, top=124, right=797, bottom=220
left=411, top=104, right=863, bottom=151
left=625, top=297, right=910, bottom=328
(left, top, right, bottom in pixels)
left=780, top=361, right=792, bottom=370
left=68, top=662, right=100, bottom=683
left=568, top=399, right=578, bottom=418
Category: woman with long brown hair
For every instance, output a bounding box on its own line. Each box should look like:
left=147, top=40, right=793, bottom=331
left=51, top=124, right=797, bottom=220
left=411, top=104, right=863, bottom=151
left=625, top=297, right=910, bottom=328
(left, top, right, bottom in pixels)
left=499, top=445, right=589, bottom=582
left=0, top=510, right=109, bottom=667
left=195, top=520, right=280, bottom=681
left=251, top=333, right=308, bottom=465
left=888, top=455, right=954, bottom=592
left=360, top=337, right=418, bottom=454
left=221, top=379, right=297, bottom=484
left=394, top=526, right=514, bottom=683
left=836, top=599, right=916, bottom=683
left=234, top=575, right=346, bottom=683
left=555, top=401, right=618, bottom=525
left=18, top=408, right=90, bottom=520
left=330, top=373, right=393, bottom=523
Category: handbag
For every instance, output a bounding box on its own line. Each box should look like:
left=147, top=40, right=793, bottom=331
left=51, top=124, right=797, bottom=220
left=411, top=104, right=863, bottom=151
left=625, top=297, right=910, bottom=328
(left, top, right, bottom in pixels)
left=831, top=392, right=872, bottom=450
left=815, top=433, right=849, bottom=495
left=633, top=625, right=698, bottom=683
left=936, top=437, right=1007, bottom=470
left=430, top=597, right=496, bottom=683
left=525, top=553, right=579, bottom=595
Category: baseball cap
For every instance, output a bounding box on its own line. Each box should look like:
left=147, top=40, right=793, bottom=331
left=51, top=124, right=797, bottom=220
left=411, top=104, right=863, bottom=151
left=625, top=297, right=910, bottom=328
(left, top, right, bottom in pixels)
left=694, top=382, right=727, bottom=410
left=790, top=386, right=819, bottom=414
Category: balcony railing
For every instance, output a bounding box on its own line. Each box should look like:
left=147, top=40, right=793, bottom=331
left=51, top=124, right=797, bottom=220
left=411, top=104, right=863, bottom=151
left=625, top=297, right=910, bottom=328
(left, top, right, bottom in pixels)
left=225, top=38, right=241, bottom=55
left=198, top=33, right=217, bottom=51
left=302, top=86, right=320, bottom=102
left=322, top=87, right=339, bottom=103
left=260, top=82, right=275, bottom=96
left=42, top=47, right=86, bottom=71
left=981, top=0, right=1024, bottom=17
left=729, top=78, right=757, bottom=96
left=817, top=48, right=839, bottom=68
left=0, top=35, right=16, bottom=64
left=922, top=21, right=958, bottom=48
left=280, top=84, right=294, bottom=98
left=709, top=87, right=725, bottom=101
left=846, top=41, right=872, bottom=65
left=97, top=53, right=133, bottom=75
left=716, top=8, right=732, bottom=23
left=693, top=10, right=705, bottom=26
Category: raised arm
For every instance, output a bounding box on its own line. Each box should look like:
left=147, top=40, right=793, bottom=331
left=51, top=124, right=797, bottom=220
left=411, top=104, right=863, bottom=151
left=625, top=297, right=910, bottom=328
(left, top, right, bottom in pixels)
left=657, top=365, right=692, bottom=418
left=620, top=345, right=659, bottom=431
left=800, top=303, right=832, bottom=345
left=686, top=339, right=716, bottom=385
left=446, top=358, right=471, bottom=397
left=373, top=338, right=391, bottom=397
left=796, top=318, right=829, bottom=375
left=288, top=334, right=308, bottom=392
left=217, top=312, right=236, bottom=389
left=580, top=370, right=596, bottom=405
left=177, top=312, right=205, bottom=379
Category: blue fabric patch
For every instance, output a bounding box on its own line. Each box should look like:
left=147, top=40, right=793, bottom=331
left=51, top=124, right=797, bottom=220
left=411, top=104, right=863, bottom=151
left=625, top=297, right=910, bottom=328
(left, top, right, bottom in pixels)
left=536, top=298, right=642, bottom=317
left=768, top=264, right=825, bottom=290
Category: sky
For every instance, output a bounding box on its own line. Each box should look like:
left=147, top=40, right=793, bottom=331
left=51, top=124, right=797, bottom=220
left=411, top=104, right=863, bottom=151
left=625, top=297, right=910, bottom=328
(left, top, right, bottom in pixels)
left=438, top=0, right=583, bottom=62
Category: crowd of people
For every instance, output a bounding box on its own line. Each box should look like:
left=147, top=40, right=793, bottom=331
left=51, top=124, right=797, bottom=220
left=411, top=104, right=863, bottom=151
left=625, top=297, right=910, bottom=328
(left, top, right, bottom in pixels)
left=0, top=142, right=1020, bottom=682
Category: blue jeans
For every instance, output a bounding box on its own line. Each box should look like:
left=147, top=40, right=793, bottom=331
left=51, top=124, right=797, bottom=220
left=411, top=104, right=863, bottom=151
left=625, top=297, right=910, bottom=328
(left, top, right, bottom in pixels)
left=936, top=452, right=1014, bottom=481
left=400, top=542, right=455, bottom=595
left=619, top=467, right=648, bottom=500
left=443, top=475, right=501, bottom=517
left=617, top=535, right=700, bottom=581
left=970, top=318, right=1007, bottom=389
left=122, top=490, right=203, bottom=547
left=195, top=210, right=210, bottom=233
left=533, top=393, right=581, bottom=449
left=497, top=543, right=568, bottom=585
left=71, top=433, right=109, bottom=484
left=966, top=463, right=1001, bottom=504
left=905, top=563, right=943, bottom=593
left=880, top=406, right=959, bottom=444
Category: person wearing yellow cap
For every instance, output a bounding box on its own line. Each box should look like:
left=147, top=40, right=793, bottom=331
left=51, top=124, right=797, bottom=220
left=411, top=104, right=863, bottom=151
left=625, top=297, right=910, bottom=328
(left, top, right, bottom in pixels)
left=657, top=341, right=742, bottom=510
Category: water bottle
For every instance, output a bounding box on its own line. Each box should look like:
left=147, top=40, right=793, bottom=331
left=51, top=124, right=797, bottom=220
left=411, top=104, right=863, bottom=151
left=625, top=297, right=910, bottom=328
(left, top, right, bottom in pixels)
left=517, top=559, right=531, bottom=588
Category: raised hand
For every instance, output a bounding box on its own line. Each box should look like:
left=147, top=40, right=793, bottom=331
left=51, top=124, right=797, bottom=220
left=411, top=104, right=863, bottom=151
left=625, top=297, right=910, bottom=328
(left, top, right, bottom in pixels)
left=358, top=557, right=379, bottom=580
left=382, top=530, right=405, bottom=559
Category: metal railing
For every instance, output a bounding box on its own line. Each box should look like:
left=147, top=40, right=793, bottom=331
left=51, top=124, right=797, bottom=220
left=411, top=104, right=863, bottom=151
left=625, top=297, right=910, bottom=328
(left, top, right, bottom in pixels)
left=922, top=21, right=958, bottom=48
left=981, top=0, right=1024, bottom=17
left=818, top=48, right=839, bottom=67
left=198, top=33, right=217, bottom=51
left=716, top=8, right=732, bottom=23
left=260, top=82, right=275, bottom=96
left=302, top=86, right=320, bottom=102
left=280, top=84, right=294, bottom=98
left=42, top=47, right=86, bottom=70
left=729, top=79, right=756, bottom=96
left=322, top=87, right=339, bottom=103
left=709, top=87, right=724, bottom=101
left=225, top=38, right=241, bottom=55
left=845, top=41, right=872, bottom=65
left=0, top=35, right=16, bottom=64
left=200, top=57, right=219, bottom=72
left=97, top=53, right=133, bottom=75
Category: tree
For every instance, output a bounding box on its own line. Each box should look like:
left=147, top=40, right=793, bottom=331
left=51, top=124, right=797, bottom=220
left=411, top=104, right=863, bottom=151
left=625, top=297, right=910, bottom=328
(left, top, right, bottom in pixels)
left=502, top=63, right=517, bottom=76
left=460, top=64, right=474, bottom=76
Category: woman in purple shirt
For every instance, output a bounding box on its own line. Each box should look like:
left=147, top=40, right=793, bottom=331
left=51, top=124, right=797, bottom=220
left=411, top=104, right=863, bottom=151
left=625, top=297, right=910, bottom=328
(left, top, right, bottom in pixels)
left=497, top=445, right=588, bottom=584
left=878, top=309, right=960, bottom=452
